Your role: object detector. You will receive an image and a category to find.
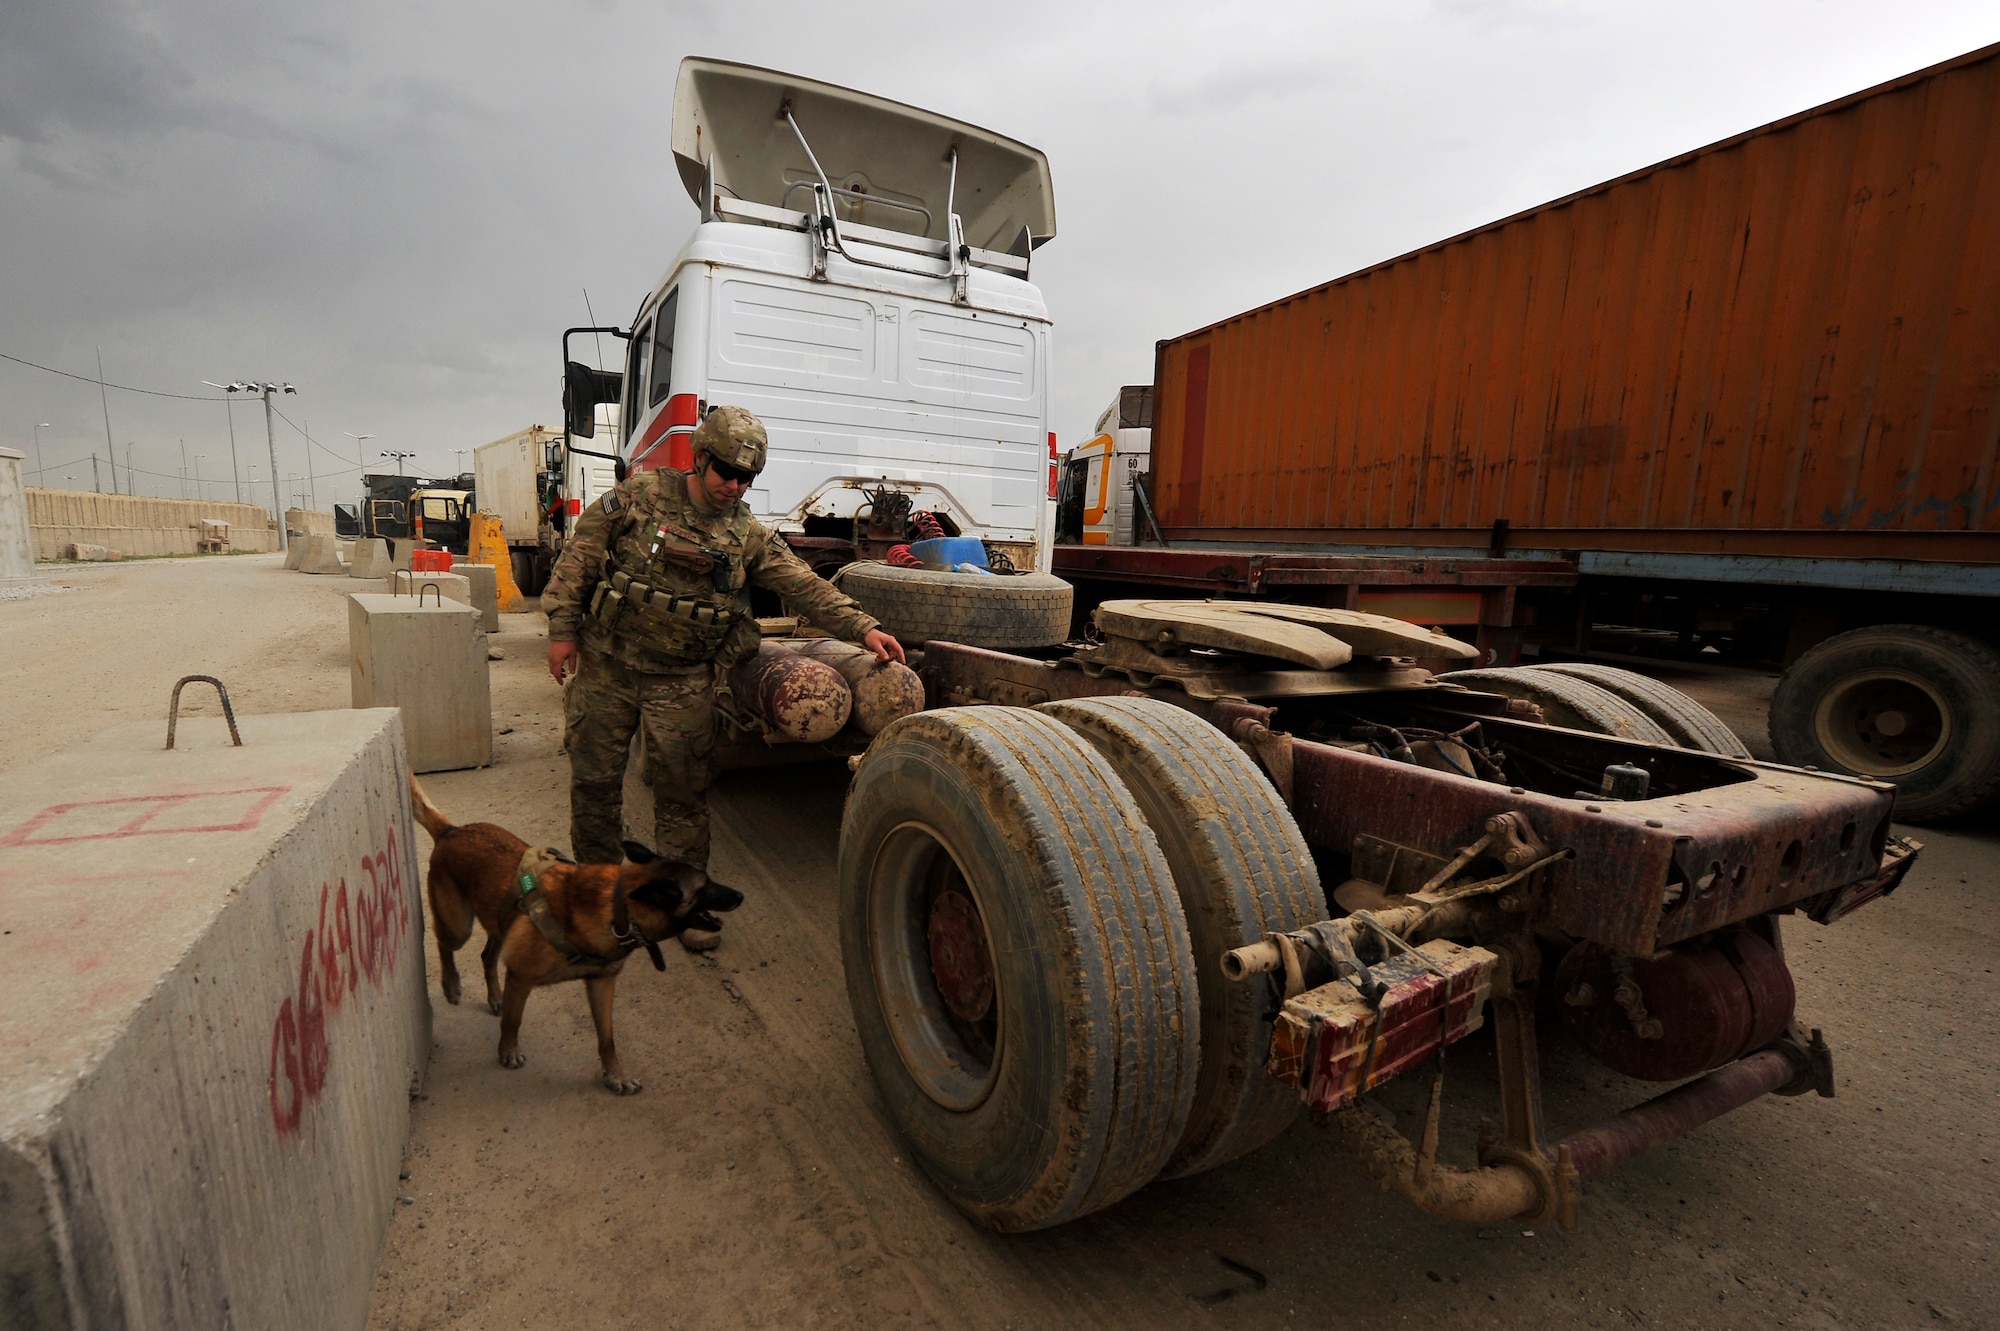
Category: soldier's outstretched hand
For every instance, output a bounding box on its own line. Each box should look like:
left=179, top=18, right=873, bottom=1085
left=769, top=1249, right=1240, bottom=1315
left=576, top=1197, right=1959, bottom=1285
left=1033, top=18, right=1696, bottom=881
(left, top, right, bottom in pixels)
left=863, top=628, right=906, bottom=665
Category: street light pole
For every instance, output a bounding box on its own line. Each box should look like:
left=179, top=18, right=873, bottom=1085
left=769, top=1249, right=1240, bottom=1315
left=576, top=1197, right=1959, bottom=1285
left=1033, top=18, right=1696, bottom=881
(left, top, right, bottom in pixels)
left=195, top=454, right=207, bottom=501
left=179, top=438, right=189, bottom=499
left=32, top=423, right=49, bottom=487
left=213, top=381, right=297, bottom=551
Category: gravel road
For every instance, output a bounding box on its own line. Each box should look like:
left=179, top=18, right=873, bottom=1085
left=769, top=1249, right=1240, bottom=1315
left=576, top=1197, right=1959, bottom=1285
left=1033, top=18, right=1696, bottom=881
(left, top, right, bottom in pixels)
left=4, top=554, right=1993, bottom=1330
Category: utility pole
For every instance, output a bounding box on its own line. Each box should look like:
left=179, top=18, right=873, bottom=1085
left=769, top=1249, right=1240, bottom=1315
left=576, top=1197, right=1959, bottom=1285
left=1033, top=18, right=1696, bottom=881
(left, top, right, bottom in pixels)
left=202, top=383, right=246, bottom=503
left=32, top=423, right=50, bottom=487
left=95, top=347, right=117, bottom=494
left=179, top=438, right=189, bottom=498
left=91, top=455, right=101, bottom=492
left=304, top=417, right=316, bottom=509
left=125, top=443, right=136, bottom=497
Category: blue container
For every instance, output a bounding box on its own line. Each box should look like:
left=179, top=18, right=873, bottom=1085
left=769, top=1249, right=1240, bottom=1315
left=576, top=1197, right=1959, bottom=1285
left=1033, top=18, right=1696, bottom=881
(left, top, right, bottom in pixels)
left=909, top=537, right=987, bottom=569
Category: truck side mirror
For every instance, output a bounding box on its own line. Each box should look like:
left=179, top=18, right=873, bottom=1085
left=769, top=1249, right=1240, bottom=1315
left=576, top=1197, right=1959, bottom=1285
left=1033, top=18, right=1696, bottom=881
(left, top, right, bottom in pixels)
left=565, top=361, right=624, bottom=439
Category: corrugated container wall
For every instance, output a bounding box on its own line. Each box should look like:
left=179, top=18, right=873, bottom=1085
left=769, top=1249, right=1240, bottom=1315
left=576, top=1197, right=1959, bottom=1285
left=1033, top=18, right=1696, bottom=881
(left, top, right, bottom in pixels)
left=1151, top=43, right=2000, bottom=562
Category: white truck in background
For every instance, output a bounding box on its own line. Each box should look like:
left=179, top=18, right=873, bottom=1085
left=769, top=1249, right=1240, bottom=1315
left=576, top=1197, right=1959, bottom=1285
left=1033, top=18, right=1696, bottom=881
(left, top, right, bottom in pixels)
left=559, top=57, right=1063, bottom=603
left=1057, top=385, right=1158, bottom=548
left=472, top=409, right=620, bottom=595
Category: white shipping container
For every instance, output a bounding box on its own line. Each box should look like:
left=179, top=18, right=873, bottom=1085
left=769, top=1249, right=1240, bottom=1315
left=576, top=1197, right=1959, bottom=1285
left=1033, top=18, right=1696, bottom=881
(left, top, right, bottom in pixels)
left=472, top=425, right=561, bottom=547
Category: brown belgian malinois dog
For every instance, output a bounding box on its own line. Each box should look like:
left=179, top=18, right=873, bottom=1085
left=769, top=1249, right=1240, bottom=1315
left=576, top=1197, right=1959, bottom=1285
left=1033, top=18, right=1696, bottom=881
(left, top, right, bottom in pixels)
left=410, top=774, right=743, bottom=1094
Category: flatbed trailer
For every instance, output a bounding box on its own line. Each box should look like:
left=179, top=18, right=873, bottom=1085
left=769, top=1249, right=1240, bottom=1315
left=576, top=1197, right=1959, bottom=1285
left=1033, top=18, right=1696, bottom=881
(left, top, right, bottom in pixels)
left=833, top=599, right=1918, bottom=1231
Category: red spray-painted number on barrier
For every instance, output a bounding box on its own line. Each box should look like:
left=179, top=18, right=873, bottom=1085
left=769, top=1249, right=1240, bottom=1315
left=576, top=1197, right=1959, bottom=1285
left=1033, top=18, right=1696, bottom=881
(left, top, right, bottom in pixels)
left=269, top=826, right=411, bottom=1136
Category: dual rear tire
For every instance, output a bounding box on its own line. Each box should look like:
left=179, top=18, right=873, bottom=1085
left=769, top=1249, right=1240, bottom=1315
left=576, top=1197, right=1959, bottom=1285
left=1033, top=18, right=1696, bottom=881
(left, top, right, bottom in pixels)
left=839, top=699, right=1322, bottom=1230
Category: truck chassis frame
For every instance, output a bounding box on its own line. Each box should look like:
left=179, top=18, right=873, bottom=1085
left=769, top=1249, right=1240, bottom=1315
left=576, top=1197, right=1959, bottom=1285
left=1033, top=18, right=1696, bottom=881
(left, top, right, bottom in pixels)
left=905, top=637, right=1917, bottom=1226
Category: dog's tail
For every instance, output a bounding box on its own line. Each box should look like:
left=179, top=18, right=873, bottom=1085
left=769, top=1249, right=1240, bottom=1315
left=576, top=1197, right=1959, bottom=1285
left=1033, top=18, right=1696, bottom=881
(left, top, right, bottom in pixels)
left=408, top=772, right=455, bottom=840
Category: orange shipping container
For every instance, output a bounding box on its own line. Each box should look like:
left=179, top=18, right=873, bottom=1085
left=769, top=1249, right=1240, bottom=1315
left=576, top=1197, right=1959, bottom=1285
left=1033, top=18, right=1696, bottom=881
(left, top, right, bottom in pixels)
left=1150, top=43, right=2000, bottom=564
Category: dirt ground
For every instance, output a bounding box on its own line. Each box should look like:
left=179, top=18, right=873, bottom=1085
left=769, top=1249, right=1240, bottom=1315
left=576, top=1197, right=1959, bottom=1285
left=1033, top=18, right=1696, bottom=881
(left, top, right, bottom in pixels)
left=4, top=554, right=1994, bottom=1330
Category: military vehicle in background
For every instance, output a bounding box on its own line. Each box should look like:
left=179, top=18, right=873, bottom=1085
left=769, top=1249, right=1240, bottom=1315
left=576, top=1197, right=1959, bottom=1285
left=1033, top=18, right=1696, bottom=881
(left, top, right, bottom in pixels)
left=335, top=473, right=475, bottom=556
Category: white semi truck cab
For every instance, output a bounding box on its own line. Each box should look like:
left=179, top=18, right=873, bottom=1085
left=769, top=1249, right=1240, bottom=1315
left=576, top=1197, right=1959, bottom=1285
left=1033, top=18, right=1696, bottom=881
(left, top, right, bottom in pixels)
left=562, top=57, right=1060, bottom=576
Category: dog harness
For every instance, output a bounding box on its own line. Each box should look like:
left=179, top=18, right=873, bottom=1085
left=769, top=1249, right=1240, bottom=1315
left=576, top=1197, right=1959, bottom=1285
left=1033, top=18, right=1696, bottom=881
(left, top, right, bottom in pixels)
left=513, top=846, right=666, bottom=973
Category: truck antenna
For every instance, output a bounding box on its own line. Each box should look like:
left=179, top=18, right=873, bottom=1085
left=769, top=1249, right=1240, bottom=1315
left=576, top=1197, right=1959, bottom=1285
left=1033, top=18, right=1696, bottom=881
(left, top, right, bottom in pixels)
left=582, top=287, right=605, bottom=370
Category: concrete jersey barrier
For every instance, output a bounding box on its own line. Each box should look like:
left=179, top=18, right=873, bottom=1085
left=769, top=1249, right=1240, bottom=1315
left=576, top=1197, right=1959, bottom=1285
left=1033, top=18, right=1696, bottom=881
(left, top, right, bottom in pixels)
left=0, top=709, right=429, bottom=1330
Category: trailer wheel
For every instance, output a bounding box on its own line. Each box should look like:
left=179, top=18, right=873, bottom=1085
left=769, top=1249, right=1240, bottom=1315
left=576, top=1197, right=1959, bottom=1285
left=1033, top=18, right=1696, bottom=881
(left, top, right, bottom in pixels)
left=838, top=708, right=1199, bottom=1231
left=1040, top=697, right=1326, bottom=1178
left=1441, top=667, right=1674, bottom=744
left=833, top=562, right=1073, bottom=650
left=1522, top=663, right=1751, bottom=758
left=1770, top=625, right=2000, bottom=822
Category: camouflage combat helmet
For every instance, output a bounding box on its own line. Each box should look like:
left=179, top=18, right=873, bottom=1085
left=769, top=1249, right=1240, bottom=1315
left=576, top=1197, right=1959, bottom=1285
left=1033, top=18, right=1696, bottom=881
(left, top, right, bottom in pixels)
left=691, top=405, right=767, bottom=474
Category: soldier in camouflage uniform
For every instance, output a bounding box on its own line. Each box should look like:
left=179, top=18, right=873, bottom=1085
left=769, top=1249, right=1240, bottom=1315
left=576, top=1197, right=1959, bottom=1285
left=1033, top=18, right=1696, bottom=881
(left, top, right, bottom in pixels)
left=543, top=406, right=903, bottom=946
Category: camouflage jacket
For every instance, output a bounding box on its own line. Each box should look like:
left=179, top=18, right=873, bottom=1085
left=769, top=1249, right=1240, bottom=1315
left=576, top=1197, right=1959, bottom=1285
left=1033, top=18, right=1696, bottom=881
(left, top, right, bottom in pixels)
left=542, top=469, right=879, bottom=673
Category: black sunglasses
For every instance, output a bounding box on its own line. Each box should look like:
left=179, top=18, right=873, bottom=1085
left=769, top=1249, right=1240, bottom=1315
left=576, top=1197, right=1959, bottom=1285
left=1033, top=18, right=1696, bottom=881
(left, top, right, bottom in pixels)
left=706, top=457, right=759, bottom=485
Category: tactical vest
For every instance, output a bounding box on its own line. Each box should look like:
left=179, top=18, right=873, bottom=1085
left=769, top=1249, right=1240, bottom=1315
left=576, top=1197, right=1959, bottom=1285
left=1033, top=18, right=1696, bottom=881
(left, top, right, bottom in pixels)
left=586, top=473, right=753, bottom=667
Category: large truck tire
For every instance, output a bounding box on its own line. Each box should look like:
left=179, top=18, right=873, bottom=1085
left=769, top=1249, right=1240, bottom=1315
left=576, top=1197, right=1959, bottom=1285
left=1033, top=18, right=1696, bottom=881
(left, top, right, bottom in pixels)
left=1770, top=625, right=2000, bottom=822
left=834, top=563, right=1073, bottom=650
left=838, top=708, right=1200, bottom=1231
left=1039, top=697, right=1326, bottom=1179
left=1523, top=662, right=1752, bottom=758
left=1442, top=667, right=1675, bottom=745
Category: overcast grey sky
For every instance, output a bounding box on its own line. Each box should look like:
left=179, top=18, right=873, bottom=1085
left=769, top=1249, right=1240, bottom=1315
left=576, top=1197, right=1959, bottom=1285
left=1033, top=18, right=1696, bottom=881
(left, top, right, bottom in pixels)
left=2, top=0, right=1995, bottom=504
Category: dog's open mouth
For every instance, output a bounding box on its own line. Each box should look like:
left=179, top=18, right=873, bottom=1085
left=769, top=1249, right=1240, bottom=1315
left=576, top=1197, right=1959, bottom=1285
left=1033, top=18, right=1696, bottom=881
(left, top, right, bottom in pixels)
left=688, top=910, right=723, bottom=932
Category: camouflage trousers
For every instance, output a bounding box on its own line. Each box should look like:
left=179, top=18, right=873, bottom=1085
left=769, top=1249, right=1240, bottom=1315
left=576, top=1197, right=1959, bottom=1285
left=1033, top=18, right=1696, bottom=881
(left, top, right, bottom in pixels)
left=563, top=648, right=716, bottom=868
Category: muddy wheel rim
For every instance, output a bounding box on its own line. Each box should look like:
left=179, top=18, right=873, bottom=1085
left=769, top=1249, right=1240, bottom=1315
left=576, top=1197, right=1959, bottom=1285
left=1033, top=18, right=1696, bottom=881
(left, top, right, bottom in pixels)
left=1813, top=669, right=1951, bottom=777
left=867, top=822, right=1003, bottom=1112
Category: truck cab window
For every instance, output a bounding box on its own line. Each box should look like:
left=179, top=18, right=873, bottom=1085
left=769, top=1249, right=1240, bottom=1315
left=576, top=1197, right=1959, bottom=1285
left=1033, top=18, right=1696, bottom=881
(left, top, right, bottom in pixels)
left=626, top=318, right=653, bottom=443
left=650, top=290, right=679, bottom=409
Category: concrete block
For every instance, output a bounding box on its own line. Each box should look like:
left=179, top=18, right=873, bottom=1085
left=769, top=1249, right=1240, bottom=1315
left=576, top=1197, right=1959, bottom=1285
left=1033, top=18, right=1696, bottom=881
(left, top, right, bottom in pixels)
left=0, top=448, right=35, bottom=586
left=348, top=593, right=491, bottom=772
left=348, top=538, right=389, bottom=579
left=460, top=562, right=500, bottom=631
left=369, top=572, right=470, bottom=606
left=64, top=543, right=114, bottom=562
left=302, top=535, right=346, bottom=575
left=282, top=535, right=307, bottom=570
left=0, top=709, right=427, bottom=1331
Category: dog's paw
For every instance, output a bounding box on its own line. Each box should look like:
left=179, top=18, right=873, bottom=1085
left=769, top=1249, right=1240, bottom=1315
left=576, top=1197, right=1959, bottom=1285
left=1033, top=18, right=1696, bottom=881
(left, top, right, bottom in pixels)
left=498, top=1050, right=527, bottom=1070
left=600, top=1072, right=644, bottom=1096
left=442, top=979, right=461, bottom=1006
left=485, top=997, right=502, bottom=1016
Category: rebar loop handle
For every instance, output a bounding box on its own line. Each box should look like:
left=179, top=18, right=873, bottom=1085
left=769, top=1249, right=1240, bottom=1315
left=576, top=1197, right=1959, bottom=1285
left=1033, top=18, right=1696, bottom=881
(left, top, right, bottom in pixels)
left=167, top=675, right=242, bottom=750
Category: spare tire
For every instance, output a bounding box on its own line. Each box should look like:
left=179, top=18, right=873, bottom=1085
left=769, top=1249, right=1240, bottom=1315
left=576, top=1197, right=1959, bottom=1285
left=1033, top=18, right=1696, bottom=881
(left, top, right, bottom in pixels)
left=839, top=707, right=1200, bottom=1231
left=1040, top=697, right=1325, bottom=1179
left=1524, top=662, right=1751, bottom=758
left=834, top=562, right=1072, bottom=650
left=1442, top=667, right=1675, bottom=744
